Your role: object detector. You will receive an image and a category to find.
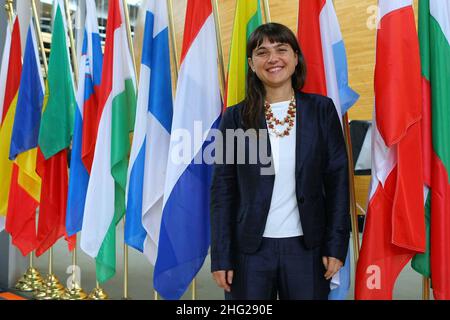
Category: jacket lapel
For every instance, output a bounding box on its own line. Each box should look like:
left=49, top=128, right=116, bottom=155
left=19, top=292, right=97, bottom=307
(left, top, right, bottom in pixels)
left=295, top=92, right=313, bottom=177
left=258, top=106, right=275, bottom=176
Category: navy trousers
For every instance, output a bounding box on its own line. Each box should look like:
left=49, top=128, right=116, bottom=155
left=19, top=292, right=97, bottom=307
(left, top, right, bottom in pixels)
left=225, top=236, right=330, bottom=300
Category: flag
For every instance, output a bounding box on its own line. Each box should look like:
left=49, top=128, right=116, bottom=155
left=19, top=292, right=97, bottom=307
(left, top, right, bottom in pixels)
left=0, top=17, right=22, bottom=231
left=75, top=0, right=86, bottom=64
left=0, top=20, right=12, bottom=233
left=6, top=20, right=44, bottom=256
left=349, top=120, right=372, bottom=176
left=153, top=0, right=222, bottom=300
left=16, top=0, right=31, bottom=53
left=225, top=0, right=262, bottom=107
left=36, top=0, right=76, bottom=257
left=0, top=20, right=12, bottom=133
left=298, top=0, right=359, bottom=117
left=66, top=0, right=103, bottom=236
left=132, top=0, right=149, bottom=78
left=298, top=0, right=359, bottom=299
left=124, top=0, right=173, bottom=264
left=355, top=0, right=425, bottom=299
left=412, top=0, right=450, bottom=300
left=80, top=0, right=137, bottom=284
left=411, top=0, right=433, bottom=280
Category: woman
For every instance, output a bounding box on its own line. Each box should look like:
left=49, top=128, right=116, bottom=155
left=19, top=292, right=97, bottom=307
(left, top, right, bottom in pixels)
left=210, top=23, right=350, bottom=300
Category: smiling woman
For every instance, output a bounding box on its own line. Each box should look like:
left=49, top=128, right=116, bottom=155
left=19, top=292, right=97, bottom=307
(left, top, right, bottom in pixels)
left=210, top=23, right=350, bottom=300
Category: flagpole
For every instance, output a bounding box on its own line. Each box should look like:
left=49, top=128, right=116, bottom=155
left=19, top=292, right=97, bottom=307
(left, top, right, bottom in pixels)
left=123, top=220, right=130, bottom=300
left=31, top=0, right=48, bottom=75
left=122, top=0, right=138, bottom=78
left=167, top=0, right=178, bottom=78
left=423, top=277, right=430, bottom=300
left=191, top=278, right=197, bottom=300
left=64, top=0, right=78, bottom=86
left=212, top=0, right=226, bottom=99
left=5, top=0, right=13, bottom=24
left=343, top=114, right=360, bottom=264
left=262, top=0, right=271, bottom=23
left=122, top=0, right=138, bottom=300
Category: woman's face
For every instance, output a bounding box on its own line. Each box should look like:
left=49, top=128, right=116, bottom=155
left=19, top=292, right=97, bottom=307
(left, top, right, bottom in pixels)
left=248, top=37, right=298, bottom=90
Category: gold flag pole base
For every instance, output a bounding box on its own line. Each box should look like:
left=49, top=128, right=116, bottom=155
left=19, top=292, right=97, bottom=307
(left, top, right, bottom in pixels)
left=15, top=280, right=34, bottom=292
left=88, top=287, right=109, bottom=300
left=61, top=282, right=88, bottom=300
left=15, top=267, right=44, bottom=292
left=34, top=274, right=66, bottom=300
left=423, top=277, right=431, bottom=300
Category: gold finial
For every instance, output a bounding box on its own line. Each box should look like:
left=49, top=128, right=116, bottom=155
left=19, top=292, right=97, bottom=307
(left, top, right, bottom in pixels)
left=5, top=0, right=14, bottom=24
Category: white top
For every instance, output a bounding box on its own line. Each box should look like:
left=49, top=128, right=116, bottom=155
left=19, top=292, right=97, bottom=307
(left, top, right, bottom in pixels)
left=263, top=100, right=303, bottom=238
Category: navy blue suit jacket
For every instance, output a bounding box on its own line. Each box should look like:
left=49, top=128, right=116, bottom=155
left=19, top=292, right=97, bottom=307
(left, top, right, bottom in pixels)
left=210, top=92, right=350, bottom=272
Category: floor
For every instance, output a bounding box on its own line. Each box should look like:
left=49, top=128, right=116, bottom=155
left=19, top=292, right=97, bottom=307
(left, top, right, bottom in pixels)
left=10, top=226, right=427, bottom=300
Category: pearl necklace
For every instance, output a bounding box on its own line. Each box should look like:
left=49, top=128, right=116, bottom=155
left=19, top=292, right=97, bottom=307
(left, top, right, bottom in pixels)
left=264, top=95, right=296, bottom=138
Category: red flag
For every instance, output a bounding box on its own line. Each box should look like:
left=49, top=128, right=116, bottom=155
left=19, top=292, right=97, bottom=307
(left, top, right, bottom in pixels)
left=355, top=2, right=426, bottom=299
left=297, top=0, right=327, bottom=96
left=0, top=18, right=22, bottom=228
left=36, top=150, right=74, bottom=256
left=0, top=19, right=21, bottom=123
left=7, top=165, right=39, bottom=255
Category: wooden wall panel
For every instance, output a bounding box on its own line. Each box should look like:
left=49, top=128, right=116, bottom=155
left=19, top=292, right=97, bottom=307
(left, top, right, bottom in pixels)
left=169, top=0, right=419, bottom=214
left=170, top=0, right=418, bottom=119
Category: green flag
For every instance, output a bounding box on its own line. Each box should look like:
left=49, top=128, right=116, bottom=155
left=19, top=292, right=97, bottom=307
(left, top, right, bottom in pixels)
left=412, top=0, right=450, bottom=299
left=38, top=3, right=75, bottom=158
left=35, top=0, right=76, bottom=256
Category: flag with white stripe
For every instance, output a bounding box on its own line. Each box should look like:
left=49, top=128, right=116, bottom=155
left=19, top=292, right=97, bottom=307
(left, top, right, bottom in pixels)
left=153, top=0, right=222, bottom=300
left=298, top=0, right=359, bottom=299
left=125, top=0, right=173, bottom=265
left=81, top=0, right=137, bottom=283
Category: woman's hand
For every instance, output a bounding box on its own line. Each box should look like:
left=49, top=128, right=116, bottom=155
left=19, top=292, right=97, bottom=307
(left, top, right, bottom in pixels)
left=212, top=270, right=234, bottom=292
left=322, top=256, right=343, bottom=280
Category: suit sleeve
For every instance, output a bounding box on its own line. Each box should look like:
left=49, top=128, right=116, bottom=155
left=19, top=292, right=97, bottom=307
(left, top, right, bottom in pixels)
left=210, top=107, right=238, bottom=272
left=322, top=99, right=351, bottom=263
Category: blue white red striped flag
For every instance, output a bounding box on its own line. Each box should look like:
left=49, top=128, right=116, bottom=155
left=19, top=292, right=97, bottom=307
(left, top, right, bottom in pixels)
left=153, top=0, right=222, bottom=300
